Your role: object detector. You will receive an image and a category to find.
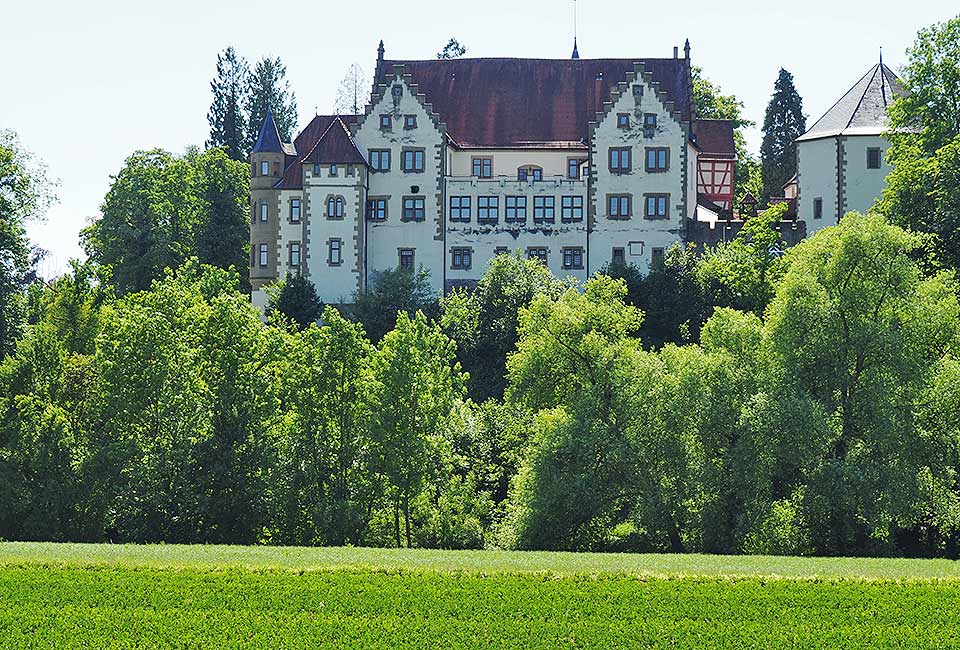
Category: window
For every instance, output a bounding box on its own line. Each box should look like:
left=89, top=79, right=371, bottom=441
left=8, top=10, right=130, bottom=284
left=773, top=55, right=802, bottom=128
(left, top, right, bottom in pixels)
left=313, top=163, right=321, bottom=176
left=404, top=115, right=418, bottom=129
left=644, top=194, right=670, bottom=219
left=258, top=243, right=269, bottom=267
left=260, top=160, right=269, bottom=176
left=379, top=114, right=392, bottom=130
left=328, top=239, right=343, bottom=265
left=612, top=247, right=625, bottom=265
left=450, top=196, right=471, bottom=222
left=567, top=158, right=584, bottom=179
left=609, top=147, right=631, bottom=173
left=402, top=196, right=426, bottom=221
left=259, top=201, right=268, bottom=222
left=290, top=242, right=301, bottom=268
left=561, top=196, right=584, bottom=222
left=399, top=248, right=415, bottom=270
left=290, top=198, right=301, bottom=222
left=617, top=113, right=630, bottom=128
left=391, top=84, right=403, bottom=99
left=478, top=196, right=499, bottom=222
left=329, top=164, right=338, bottom=176
left=327, top=196, right=345, bottom=219
left=518, top=166, right=543, bottom=181
left=651, top=247, right=665, bottom=267
left=366, top=198, right=388, bottom=220
left=273, top=162, right=280, bottom=177
left=645, top=147, right=669, bottom=172
left=867, top=147, right=882, bottom=169
left=644, top=114, right=657, bottom=130
left=533, top=196, right=555, bottom=223
left=369, top=149, right=391, bottom=172
left=813, top=197, right=823, bottom=220
left=632, top=84, right=644, bottom=97
left=562, top=247, right=584, bottom=269
left=505, top=196, right=527, bottom=222
left=402, top=149, right=425, bottom=173
left=451, top=247, right=472, bottom=270
left=346, top=165, right=355, bottom=177
left=607, top=194, right=631, bottom=218
left=494, top=246, right=509, bottom=256
left=472, top=157, right=493, bottom=178
left=526, top=247, right=548, bottom=264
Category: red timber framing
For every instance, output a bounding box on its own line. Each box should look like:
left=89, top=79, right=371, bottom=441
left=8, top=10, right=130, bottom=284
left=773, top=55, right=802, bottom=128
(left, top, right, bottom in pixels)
left=697, top=157, right=735, bottom=212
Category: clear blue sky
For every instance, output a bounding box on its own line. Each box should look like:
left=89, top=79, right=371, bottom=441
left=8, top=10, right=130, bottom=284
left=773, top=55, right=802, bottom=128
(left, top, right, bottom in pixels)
left=4, top=0, right=957, bottom=275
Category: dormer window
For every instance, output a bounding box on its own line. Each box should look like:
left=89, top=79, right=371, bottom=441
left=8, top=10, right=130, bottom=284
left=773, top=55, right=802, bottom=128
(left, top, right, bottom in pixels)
left=380, top=114, right=392, bottom=130
left=517, top=166, right=542, bottom=181
left=404, top=115, right=417, bottom=129
left=260, top=160, right=269, bottom=176
left=617, top=113, right=630, bottom=129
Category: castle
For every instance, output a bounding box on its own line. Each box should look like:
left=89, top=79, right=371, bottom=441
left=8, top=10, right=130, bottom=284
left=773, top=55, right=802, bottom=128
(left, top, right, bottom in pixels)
left=248, top=41, right=901, bottom=309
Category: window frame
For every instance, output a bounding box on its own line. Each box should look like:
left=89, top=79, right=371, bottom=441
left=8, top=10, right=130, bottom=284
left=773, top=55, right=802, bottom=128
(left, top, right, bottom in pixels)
left=643, top=113, right=658, bottom=130
left=612, top=247, right=626, bottom=266
left=401, top=148, right=426, bottom=173
left=607, top=194, right=632, bottom=219
left=813, top=197, right=823, bottom=220
left=328, top=238, right=343, bottom=266
left=477, top=195, right=499, bottom=223
left=562, top=247, right=584, bottom=270
left=608, top=147, right=632, bottom=174
left=561, top=195, right=584, bottom=222
left=289, top=242, right=301, bottom=268
left=651, top=247, right=665, bottom=267
left=258, top=243, right=269, bottom=267
left=290, top=198, right=301, bottom=223
left=526, top=247, right=548, bottom=264
left=644, top=193, right=670, bottom=219
left=450, top=247, right=473, bottom=270
left=260, top=160, right=269, bottom=176
left=449, top=196, right=472, bottom=222
left=867, top=147, right=882, bottom=170
left=379, top=114, right=392, bottom=130
left=404, top=115, right=418, bottom=130
left=533, top=195, right=556, bottom=223
left=567, top=158, right=584, bottom=180
left=645, top=147, right=670, bottom=173
left=472, top=157, right=493, bottom=179
left=401, top=195, right=426, bottom=222
left=369, top=149, right=391, bottom=173
left=518, top=166, right=543, bottom=181
left=366, top=197, right=388, bottom=221
left=398, top=248, right=415, bottom=270
left=616, top=113, right=630, bottom=129
left=505, top=195, right=527, bottom=223
left=259, top=201, right=269, bottom=222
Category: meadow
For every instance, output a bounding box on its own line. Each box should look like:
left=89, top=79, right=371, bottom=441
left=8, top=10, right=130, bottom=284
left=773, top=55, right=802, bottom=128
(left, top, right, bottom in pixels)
left=2, top=543, right=960, bottom=648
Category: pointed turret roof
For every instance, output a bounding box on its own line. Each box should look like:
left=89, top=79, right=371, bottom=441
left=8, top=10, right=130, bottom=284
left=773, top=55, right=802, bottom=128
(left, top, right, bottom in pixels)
left=571, top=38, right=580, bottom=59
left=252, top=109, right=295, bottom=154
left=797, top=62, right=905, bottom=142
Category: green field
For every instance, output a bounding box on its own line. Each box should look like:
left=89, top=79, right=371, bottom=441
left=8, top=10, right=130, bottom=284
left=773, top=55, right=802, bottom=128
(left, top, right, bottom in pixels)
left=2, top=543, right=960, bottom=648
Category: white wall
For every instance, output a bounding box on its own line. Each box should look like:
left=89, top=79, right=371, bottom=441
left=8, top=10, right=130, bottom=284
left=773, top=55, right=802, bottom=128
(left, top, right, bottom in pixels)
left=797, top=137, right=838, bottom=236
left=353, top=72, right=446, bottom=295
left=589, top=77, right=686, bottom=274
left=447, top=149, right=585, bottom=179
left=842, top=135, right=892, bottom=215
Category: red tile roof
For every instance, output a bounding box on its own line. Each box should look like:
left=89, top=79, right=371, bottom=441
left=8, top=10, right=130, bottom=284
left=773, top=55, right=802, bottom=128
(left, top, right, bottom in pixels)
left=375, top=57, right=693, bottom=147
left=275, top=115, right=361, bottom=189
left=691, top=119, right=736, bottom=157
left=303, top=117, right=367, bottom=165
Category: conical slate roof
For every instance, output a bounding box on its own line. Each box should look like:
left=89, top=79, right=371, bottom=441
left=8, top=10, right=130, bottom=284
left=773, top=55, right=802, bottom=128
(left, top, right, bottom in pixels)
left=252, top=109, right=295, bottom=154
left=797, top=63, right=905, bottom=142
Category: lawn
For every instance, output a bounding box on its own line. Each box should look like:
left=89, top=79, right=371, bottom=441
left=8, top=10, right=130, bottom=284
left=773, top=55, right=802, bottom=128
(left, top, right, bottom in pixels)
left=2, top=543, right=959, bottom=648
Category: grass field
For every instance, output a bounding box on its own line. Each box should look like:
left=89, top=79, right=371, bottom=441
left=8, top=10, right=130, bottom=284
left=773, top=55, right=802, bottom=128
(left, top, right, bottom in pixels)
left=2, top=543, right=960, bottom=648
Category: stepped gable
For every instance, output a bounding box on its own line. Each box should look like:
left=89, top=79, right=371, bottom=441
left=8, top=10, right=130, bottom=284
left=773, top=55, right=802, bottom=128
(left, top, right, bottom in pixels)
left=374, top=57, right=693, bottom=147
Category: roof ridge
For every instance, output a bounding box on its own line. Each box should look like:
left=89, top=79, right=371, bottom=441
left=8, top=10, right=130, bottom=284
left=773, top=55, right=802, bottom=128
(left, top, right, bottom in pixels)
left=845, top=63, right=881, bottom=130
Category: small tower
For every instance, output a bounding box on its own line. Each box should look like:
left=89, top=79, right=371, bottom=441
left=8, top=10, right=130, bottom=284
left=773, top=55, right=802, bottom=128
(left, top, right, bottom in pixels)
left=249, top=109, right=287, bottom=302
left=251, top=109, right=286, bottom=190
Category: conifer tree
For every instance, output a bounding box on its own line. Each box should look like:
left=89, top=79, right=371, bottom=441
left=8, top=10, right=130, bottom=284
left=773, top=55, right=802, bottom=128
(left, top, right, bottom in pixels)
left=206, top=47, right=250, bottom=161
left=760, top=69, right=806, bottom=205
left=245, top=57, right=298, bottom=150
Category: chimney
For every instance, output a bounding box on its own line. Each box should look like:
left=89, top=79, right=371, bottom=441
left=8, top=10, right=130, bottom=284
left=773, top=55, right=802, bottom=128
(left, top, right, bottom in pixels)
left=673, top=46, right=679, bottom=59
left=594, top=71, right=604, bottom=115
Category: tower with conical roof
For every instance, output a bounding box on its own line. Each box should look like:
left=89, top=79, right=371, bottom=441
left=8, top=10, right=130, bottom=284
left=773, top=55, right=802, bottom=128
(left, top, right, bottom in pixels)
left=249, top=109, right=289, bottom=304
left=795, top=59, right=905, bottom=234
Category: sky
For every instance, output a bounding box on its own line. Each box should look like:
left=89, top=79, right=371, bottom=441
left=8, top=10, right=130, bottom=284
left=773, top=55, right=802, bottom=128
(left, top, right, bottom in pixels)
left=4, top=0, right=957, bottom=276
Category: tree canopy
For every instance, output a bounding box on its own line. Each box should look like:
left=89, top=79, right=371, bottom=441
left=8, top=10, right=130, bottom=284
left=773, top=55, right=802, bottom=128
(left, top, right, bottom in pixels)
left=760, top=69, right=806, bottom=205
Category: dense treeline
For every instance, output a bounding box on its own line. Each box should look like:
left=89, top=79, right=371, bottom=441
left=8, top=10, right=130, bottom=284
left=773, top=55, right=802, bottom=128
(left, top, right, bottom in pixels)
left=3, top=211, right=960, bottom=557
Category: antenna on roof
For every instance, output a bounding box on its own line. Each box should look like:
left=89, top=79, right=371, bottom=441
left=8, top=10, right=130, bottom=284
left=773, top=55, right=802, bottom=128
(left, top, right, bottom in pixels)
left=879, top=46, right=883, bottom=67
left=571, top=0, right=580, bottom=59
left=879, top=47, right=888, bottom=105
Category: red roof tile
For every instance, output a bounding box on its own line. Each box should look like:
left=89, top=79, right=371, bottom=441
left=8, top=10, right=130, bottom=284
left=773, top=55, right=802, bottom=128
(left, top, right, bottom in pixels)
left=275, top=115, right=361, bottom=189
left=304, top=117, right=367, bottom=165
left=375, top=57, right=693, bottom=147
left=691, top=119, right=736, bottom=157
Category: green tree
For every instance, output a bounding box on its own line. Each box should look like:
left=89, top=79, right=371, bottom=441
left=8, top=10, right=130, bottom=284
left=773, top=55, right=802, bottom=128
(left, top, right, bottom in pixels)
left=437, top=38, right=467, bottom=59
left=760, top=69, right=806, bottom=204
left=0, top=130, right=56, bottom=358
left=692, top=67, right=760, bottom=203
left=245, top=57, right=298, bottom=147
left=277, top=306, right=376, bottom=545
left=268, top=274, right=323, bottom=330
left=351, top=267, right=438, bottom=343
left=441, top=252, right=565, bottom=401
left=370, top=311, right=465, bottom=547
left=206, top=46, right=250, bottom=161
left=765, top=212, right=960, bottom=555
left=82, top=148, right=249, bottom=295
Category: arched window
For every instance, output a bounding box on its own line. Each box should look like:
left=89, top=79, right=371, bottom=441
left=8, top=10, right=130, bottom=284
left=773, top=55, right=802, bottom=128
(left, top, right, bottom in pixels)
left=327, top=195, right=345, bottom=219
left=518, top=165, right=543, bottom=181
